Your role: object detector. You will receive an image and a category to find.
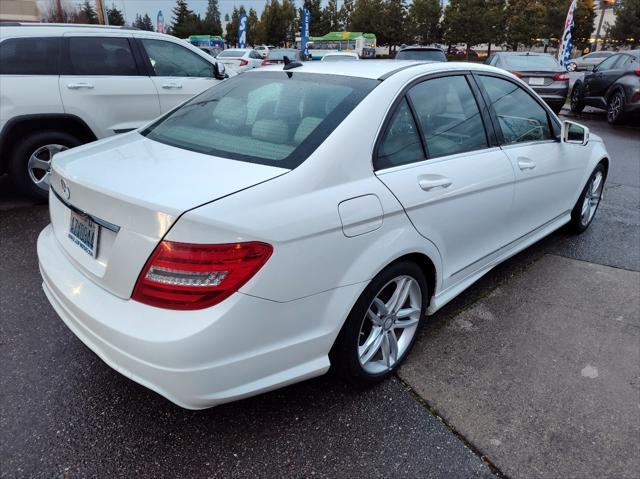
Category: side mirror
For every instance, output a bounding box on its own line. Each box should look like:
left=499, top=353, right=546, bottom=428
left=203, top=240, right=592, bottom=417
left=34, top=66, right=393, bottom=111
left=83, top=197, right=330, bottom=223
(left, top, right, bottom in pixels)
left=561, top=120, right=589, bottom=145
left=213, top=62, right=227, bottom=80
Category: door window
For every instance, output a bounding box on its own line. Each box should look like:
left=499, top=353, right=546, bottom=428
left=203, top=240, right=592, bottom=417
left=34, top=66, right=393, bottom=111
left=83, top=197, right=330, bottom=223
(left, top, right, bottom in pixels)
left=408, top=76, right=488, bottom=158
left=478, top=75, right=552, bottom=144
left=376, top=99, right=424, bottom=170
left=139, top=39, right=213, bottom=77
left=594, top=55, right=620, bottom=71
left=68, top=37, right=138, bottom=76
left=0, top=37, right=61, bottom=75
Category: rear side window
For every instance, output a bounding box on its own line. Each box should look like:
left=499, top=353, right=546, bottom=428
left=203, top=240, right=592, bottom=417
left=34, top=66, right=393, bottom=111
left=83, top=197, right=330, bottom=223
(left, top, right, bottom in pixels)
left=0, top=37, right=61, bottom=75
left=143, top=72, right=377, bottom=168
left=595, top=55, right=619, bottom=71
left=376, top=99, right=424, bottom=169
left=139, top=39, right=213, bottom=77
left=68, top=37, right=138, bottom=76
left=408, top=76, right=488, bottom=158
left=479, top=75, right=552, bottom=144
left=218, top=49, right=245, bottom=58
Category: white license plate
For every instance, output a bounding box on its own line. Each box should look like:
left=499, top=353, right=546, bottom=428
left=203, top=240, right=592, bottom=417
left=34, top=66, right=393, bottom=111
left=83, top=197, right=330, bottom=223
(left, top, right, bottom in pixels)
left=68, top=210, right=100, bottom=258
left=529, top=77, right=545, bottom=86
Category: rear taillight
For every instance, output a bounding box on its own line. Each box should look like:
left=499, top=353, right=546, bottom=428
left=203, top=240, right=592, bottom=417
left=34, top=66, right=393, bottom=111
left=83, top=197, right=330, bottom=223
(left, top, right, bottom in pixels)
left=239, top=59, right=249, bottom=66
left=509, top=71, right=523, bottom=78
left=634, top=69, right=640, bottom=76
left=553, top=72, right=570, bottom=81
left=132, top=241, right=273, bottom=310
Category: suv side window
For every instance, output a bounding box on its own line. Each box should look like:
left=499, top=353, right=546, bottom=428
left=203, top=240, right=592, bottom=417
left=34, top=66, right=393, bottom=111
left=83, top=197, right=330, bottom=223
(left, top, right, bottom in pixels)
left=140, top=39, right=213, bottom=77
left=478, top=75, right=552, bottom=145
left=408, top=75, right=488, bottom=158
left=68, top=37, right=138, bottom=76
left=376, top=98, right=424, bottom=170
left=0, top=37, right=61, bottom=75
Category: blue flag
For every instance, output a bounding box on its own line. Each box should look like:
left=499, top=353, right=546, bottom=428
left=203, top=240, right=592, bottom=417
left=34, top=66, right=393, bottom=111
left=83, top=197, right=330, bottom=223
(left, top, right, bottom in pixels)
left=238, top=12, right=248, bottom=48
left=558, top=0, right=577, bottom=67
left=300, top=8, right=310, bottom=58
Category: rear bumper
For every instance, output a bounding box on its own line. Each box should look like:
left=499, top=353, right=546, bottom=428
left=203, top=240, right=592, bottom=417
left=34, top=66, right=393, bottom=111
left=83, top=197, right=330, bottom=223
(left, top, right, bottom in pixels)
left=38, top=224, right=364, bottom=409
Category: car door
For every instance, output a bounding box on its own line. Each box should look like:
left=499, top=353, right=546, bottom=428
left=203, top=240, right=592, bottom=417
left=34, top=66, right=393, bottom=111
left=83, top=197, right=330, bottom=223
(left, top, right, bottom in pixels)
left=475, top=74, right=585, bottom=238
left=584, top=54, right=623, bottom=101
left=59, top=34, right=160, bottom=138
left=374, top=73, right=515, bottom=287
left=136, top=37, right=220, bottom=113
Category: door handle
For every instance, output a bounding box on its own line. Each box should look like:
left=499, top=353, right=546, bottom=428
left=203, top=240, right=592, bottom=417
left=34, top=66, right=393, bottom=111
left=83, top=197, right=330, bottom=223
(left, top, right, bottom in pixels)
left=162, top=83, right=183, bottom=89
left=518, top=158, right=536, bottom=170
left=418, top=175, right=452, bottom=191
left=67, top=82, right=94, bottom=89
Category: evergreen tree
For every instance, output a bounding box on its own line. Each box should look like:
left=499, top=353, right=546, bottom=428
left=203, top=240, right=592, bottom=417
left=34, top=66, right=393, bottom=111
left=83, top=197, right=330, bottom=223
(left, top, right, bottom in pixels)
left=503, top=0, right=543, bottom=50
left=443, top=0, right=490, bottom=57
left=485, top=0, right=505, bottom=55
left=282, top=0, right=299, bottom=45
left=381, top=0, right=408, bottom=50
left=171, top=0, right=200, bottom=38
left=142, top=13, right=155, bottom=31
left=323, top=0, right=341, bottom=32
left=106, top=4, right=125, bottom=26
left=408, top=0, right=442, bottom=45
left=338, top=0, right=355, bottom=31
left=79, top=0, right=98, bottom=24
left=301, top=0, right=326, bottom=36
left=203, top=0, right=223, bottom=35
left=248, top=7, right=259, bottom=45
left=608, top=0, right=639, bottom=48
left=573, top=0, right=596, bottom=51
left=351, top=0, right=384, bottom=38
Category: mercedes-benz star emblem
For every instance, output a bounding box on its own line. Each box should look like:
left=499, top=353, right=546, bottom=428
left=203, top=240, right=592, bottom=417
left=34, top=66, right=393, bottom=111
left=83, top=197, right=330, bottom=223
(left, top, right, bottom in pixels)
left=60, top=178, right=70, bottom=200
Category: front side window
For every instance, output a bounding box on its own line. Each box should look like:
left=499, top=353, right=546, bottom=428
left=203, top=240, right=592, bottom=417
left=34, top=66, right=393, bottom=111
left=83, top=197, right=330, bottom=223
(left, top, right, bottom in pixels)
left=408, top=76, right=488, bottom=158
left=478, top=75, right=552, bottom=144
left=68, top=37, right=137, bottom=76
left=139, top=39, right=213, bottom=77
left=376, top=99, right=424, bottom=170
left=143, top=72, right=377, bottom=168
left=0, top=37, right=61, bottom=75
left=595, top=55, right=620, bottom=71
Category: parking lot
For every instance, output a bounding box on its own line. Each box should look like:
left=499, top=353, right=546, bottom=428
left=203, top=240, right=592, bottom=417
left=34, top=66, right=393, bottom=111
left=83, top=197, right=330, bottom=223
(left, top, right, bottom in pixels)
left=1, top=106, right=638, bottom=478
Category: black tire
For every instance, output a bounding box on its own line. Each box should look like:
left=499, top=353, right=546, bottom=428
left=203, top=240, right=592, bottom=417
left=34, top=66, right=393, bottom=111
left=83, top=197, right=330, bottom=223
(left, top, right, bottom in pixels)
left=569, top=163, right=606, bottom=234
left=606, top=89, right=626, bottom=125
left=9, top=130, right=82, bottom=200
left=551, top=104, right=564, bottom=116
left=330, top=260, right=429, bottom=388
left=570, top=82, right=585, bottom=114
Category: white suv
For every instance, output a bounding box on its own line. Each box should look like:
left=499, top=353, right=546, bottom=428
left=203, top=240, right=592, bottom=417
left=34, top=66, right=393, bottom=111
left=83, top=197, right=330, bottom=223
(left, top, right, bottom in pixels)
left=0, top=23, right=229, bottom=199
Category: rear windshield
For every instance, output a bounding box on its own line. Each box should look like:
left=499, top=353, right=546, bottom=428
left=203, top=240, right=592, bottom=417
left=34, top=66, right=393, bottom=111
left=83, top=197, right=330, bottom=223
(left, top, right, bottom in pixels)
left=267, top=49, right=297, bottom=60
left=218, top=49, right=245, bottom=58
left=323, top=55, right=358, bottom=61
left=396, top=49, right=446, bottom=62
left=502, top=55, right=559, bottom=70
left=143, top=72, right=378, bottom=169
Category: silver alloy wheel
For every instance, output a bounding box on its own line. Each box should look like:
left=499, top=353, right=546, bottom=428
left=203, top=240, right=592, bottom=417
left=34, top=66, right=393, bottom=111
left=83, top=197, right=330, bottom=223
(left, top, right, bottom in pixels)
left=567, top=62, right=577, bottom=72
left=27, top=144, right=67, bottom=192
left=357, top=275, right=422, bottom=374
left=607, top=92, right=623, bottom=122
left=581, top=170, right=604, bottom=226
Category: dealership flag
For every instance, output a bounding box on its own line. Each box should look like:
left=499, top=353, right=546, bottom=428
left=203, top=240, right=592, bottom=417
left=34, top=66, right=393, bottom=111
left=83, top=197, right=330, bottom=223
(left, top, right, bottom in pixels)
left=157, top=11, right=165, bottom=34
left=558, top=0, right=577, bottom=67
left=301, top=8, right=310, bottom=58
left=238, top=12, right=248, bottom=48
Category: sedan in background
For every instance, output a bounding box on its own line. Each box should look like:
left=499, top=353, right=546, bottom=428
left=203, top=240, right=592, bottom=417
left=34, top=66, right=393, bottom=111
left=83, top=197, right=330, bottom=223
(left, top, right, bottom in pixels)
left=570, top=50, right=640, bottom=124
left=321, top=51, right=359, bottom=61
left=566, top=51, right=615, bottom=72
left=261, top=48, right=304, bottom=65
left=199, top=46, right=222, bottom=58
left=216, top=48, right=263, bottom=72
left=395, top=46, right=446, bottom=62
left=486, top=52, right=569, bottom=114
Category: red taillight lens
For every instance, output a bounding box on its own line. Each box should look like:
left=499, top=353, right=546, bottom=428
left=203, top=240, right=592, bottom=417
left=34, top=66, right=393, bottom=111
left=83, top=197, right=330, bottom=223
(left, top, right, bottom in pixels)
left=509, top=71, right=523, bottom=78
left=239, top=58, right=249, bottom=66
left=132, top=241, right=273, bottom=310
left=634, top=69, right=640, bottom=76
left=553, top=72, right=570, bottom=81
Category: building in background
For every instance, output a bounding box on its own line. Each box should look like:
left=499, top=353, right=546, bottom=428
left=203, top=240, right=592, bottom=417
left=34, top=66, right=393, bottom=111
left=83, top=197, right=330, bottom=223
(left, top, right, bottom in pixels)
left=0, top=0, right=39, bottom=22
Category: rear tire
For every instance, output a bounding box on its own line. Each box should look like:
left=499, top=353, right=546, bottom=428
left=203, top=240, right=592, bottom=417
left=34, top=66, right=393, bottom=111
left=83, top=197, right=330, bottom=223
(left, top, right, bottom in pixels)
left=606, top=90, right=626, bottom=125
left=330, top=260, right=428, bottom=388
left=570, top=82, right=585, bottom=114
left=569, top=163, right=606, bottom=234
left=9, top=131, right=82, bottom=200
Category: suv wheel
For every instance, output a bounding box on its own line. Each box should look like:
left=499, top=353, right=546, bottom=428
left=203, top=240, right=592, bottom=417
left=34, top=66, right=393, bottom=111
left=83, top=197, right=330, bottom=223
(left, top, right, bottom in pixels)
left=607, top=90, right=625, bottom=125
left=9, top=131, right=82, bottom=200
left=570, top=82, right=585, bottom=114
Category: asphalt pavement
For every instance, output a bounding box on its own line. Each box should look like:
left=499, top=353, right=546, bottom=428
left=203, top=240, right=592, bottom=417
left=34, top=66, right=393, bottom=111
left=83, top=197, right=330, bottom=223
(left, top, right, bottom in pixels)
left=1, top=112, right=638, bottom=478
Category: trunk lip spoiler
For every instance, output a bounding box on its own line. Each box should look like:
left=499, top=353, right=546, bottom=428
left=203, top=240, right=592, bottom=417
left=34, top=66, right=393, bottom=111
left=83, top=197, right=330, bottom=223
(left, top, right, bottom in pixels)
left=51, top=187, right=121, bottom=233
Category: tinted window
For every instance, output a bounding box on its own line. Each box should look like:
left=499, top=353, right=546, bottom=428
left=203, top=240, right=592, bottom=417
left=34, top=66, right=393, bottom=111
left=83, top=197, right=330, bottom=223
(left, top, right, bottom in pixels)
left=396, top=49, right=446, bottom=62
left=68, top=37, right=137, bottom=76
left=218, top=49, right=245, bottom=58
left=595, top=55, right=619, bottom=71
left=140, top=39, right=213, bottom=77
left=408, top=76, right=488, bottom=158
left=622, top=55, right=639, bottom=70
left=376, top=99, right=424, bottom=169
left=479, top=75, right=552, bottom=144
left=267, top=49, right=298, bottom=60
left=0, top=37, right=61, bottom=75
left=501, top=55, right=559, bottom=71
left=323, top=55, right=358, bottom=61
left=143, top=72, right=377, bottom=168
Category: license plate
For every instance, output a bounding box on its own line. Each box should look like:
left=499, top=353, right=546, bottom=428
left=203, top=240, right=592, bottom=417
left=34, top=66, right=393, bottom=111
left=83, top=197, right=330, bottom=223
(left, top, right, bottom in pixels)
left=68, top=210, right=100, bottom=258
left=529, top=77, right=545, bottom=86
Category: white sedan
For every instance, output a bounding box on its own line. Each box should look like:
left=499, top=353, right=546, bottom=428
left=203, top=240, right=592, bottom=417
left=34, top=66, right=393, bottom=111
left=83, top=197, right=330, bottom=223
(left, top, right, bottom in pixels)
left=38, top=61, right=609, bottom=409
left=216, top=48, right=263, bottom=72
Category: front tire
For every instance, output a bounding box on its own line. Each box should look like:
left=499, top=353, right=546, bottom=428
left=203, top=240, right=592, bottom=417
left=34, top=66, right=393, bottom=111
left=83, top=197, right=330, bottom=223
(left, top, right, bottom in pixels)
left=570, top=163, right=606, bottom=233
left=607, top=90, right=626, bottom=125
left=331, top=261, right=428, bottom=387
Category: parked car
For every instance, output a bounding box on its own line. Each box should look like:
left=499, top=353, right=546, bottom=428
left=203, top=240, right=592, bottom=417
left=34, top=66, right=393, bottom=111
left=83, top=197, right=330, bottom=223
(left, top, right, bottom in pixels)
left=570, top=50, right=640, bottom=124
left=255, top=45, right=274, bottom=58
left=566, top=51, right=615, bottom=72
left=37, top=60, right=609, bottom=409
left=216, top=48, right=264, bottom=72
left=486, top=52, right=569, bottom=114
left=199, top=46, right=222, bottom=58
left=395, top=46, right=446, bottom=62
left=261, top=48, right=304, bottom=65
left=0, top=23, right=229, bottom=200
left=321, top=51, right=360, bottom=61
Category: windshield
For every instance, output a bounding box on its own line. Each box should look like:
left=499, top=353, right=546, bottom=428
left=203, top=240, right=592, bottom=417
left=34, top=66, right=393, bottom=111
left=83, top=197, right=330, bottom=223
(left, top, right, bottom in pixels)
left=502, top=55, right=559, bottom=70
left=218, top=49, right=245, bottom=58
left=143, top=72, right=377, bottom=169
left=267, top=49, right=298, bottom=60
left=396, top=49, right=446, bottom=61
left=323, top=55, right=358, bottom=61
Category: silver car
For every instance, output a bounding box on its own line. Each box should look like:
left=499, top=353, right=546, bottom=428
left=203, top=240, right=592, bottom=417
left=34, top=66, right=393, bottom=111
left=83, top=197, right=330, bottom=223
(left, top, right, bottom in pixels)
left=566, top=51, right=615, bottom=72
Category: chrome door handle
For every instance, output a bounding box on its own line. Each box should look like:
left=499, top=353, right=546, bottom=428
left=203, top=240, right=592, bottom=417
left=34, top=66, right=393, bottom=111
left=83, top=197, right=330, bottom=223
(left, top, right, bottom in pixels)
left=418, top=175, right=452, bottom=191
left=162, top=83, right=183, bottom=89
left=67, top=83, right=94, bottom=89
left=517, top=158, right=536, bottom=170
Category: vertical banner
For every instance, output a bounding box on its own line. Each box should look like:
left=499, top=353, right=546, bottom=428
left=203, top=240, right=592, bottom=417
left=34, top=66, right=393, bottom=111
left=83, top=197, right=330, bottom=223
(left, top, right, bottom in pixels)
left=558, top=0, right=577, bottom=68
left=300, top=8, right=310, bottom=59
left=157, top=10, right=165, bottom=34
left=238, top=12, right=248, bottom=48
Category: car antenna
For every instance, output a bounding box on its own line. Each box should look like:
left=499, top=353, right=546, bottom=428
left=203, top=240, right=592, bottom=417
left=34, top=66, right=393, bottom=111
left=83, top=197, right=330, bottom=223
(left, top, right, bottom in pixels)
left=283, top=55, right=303, bottom=71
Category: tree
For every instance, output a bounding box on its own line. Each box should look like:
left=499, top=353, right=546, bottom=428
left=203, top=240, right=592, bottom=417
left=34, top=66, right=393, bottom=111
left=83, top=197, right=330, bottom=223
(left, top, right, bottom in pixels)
left=573, top=0, right=596, bottom=51
left=281, top=0, right=299, bottom=45
left=485, top=0, right=506, bottom=55
left=443, top=0, right=490, bottom=56
left=338, top=0, right=355, bottom=30
left=203, top=0, right=223, bottom=35
left=106, top=4, right=125, bottom=25
left=224, top=13, right=230, bottom=22
left=323, top=0, right=341, bottom=31
left=381, top=0, right=408, bottom=50
left=351, top=0, right=384, bottom=38
left=134, top=13, right=154, bottom=31
left=41, top=0, right=79, bottom=23
left=171, top=0, right=201, bottom=38
left=504, top=0, right=544, bottom=50
left=226, top=6, right=247, bottom=46
left=608, top=0, right=640, bottom=48
left=409, top=0, right=442, bottom=45
left=301, top=0, right=326, bottom=36
left=248, top=7, right=259, bottom=45
left=79, top=0, right=98, bottom=24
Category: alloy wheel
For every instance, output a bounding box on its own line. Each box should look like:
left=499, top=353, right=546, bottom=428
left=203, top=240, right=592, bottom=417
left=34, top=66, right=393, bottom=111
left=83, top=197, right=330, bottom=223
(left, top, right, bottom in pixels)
left=357, top=275, right=421, bottom=374
left=607, top=92, right=623, bottom=123
left=27, top=144, right=67, bottom=192
left=581, top=170, right=604, bottom=227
